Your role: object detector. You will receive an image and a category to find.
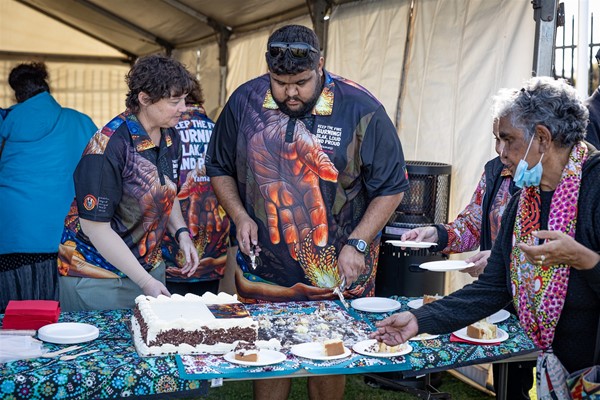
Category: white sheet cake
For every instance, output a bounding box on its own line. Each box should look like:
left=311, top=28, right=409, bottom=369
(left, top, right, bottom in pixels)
left=131, top=292, right=258, bottom=356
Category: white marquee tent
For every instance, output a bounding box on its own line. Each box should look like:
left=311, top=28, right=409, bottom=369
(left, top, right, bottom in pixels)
left=1, top=0, right=545, bottom=293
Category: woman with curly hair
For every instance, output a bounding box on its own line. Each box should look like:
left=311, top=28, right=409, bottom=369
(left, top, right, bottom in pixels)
left=58, top=55, right=200, bottom=311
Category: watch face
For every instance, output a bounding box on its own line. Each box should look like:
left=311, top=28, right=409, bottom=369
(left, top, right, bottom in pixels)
left=348, top=239, right=368, bottom=254
left=357, top=240, right=367, bottom=253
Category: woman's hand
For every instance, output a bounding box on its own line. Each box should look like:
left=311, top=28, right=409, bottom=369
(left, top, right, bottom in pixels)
left=401, top=226, right=438, bottom=245
left=140, top=278, right=171, bottom=297
left=370, top=312, right=419, bottom=345
left=463, top=250, right=491, bottom=277
left=177, top=234, right=200, bottom=277
left=518, top=230, right=600, bottom=270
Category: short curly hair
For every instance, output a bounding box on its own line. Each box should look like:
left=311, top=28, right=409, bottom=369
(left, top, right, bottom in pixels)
left=125, top=55, right=195, bottom=113
left=492, top=77, right=588, bottom=148
left=8, top=62, right=50, bottom=103
left=266, top=25, right=321, bottom=74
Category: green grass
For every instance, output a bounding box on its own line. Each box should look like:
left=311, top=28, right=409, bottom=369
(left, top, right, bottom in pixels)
left=203, top=372, right=493, bottom=399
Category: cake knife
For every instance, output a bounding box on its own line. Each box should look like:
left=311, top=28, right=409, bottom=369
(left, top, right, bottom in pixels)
left=250, top=245, right=257, bottom=270
left=333, top=276, right=350, bottom=311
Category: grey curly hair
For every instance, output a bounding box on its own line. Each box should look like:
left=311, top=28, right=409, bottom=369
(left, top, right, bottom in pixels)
left=491, top=77, right=588, bottom=148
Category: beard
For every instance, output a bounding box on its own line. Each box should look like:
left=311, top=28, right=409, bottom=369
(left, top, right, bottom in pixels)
left=274, top=78, right=322, bottom=118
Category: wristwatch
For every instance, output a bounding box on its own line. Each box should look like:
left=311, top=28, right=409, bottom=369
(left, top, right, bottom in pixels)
left=346, top=238, right=368, bottom=255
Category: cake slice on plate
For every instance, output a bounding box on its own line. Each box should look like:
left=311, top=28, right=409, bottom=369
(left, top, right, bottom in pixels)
left=466, top=320, right=497, bottom=340
left=234, top=340, right=259, bottom=362
left=323, top=338, right=345, bottom=356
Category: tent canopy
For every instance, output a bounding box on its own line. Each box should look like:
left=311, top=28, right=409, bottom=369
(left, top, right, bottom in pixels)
left=7, top=0, right=351, bottom=61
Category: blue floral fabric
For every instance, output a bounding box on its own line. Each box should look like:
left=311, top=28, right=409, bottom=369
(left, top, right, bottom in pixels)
left=0, top=297, right=537, bottom=398
left=0, top=309, right=207, bottom=399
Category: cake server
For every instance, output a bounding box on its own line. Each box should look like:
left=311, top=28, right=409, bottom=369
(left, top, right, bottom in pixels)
left=59, top=349, right=99, bottom=361
left=333, top=276, right=350, bottom=311
left=41, top=345, right=82, bottom=358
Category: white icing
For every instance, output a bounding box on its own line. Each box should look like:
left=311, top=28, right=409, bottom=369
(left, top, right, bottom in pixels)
left=255, top=338, right=282, bottom=351
left=132, top=292, right=257, bottom=356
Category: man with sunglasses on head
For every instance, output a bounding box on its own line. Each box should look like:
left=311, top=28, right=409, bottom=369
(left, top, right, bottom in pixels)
left=206, top=24, right=408, bottom=400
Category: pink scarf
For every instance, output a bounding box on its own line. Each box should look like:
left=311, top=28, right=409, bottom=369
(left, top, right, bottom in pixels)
left=510, top=141, right=587, bottom=350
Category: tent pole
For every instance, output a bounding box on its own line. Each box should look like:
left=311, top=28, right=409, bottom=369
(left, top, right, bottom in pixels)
left=307, top=0, right=331, bottom=58
left=216, top=26, right=231, bottom=108
left=531, top=0, right=559, bottom=77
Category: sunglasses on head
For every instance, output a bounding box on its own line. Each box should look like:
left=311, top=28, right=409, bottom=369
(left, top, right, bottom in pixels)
left=268, top=42, right=319, bottom=59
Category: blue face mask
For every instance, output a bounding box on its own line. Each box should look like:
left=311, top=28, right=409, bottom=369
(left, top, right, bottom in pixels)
left=513, top=135, right=544, bottom=188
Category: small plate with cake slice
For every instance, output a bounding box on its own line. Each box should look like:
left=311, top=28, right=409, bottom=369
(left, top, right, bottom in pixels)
left=453, top=320, right=509, bottom=344
left=224, top=349, right=287, bottom=366
left=290, top=339, right=351, bottom=361
left=407, top=294, right=443, bottom=309
left=352, top=339, right=412, bottom=357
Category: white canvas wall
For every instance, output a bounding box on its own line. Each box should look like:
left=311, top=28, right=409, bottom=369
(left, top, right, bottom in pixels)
left=397, top=0, right=535, bottom=292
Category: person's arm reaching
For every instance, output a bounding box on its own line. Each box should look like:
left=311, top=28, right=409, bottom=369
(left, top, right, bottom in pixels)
left=167, top=199, right=200, bottom=275
left=211, top=175, right=259, bottom=256
left=338, top=192, right=404, bottom=286
left=79, top=218, right=170, bottom=297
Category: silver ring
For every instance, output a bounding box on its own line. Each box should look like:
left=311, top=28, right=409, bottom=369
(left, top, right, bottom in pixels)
left=540, top=254, right=546, bottom=262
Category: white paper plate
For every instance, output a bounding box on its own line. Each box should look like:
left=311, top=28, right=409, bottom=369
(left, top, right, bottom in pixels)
left=406, top=299, right=423, bottom=309
left=409, top=333, right=440, bottom=341
left=290, top=342, right=351, bottom=361
left=37, top=323, right=99, bottom=344
left=223, top=349, right=286, bottom=366
left=351, top=297, right=402, bottom=313
left=486, top=309, right=511, bottom=324
left=386, top=240, right=437, bottom=249
left=453, top=327, right=509, bottom=344
left=352, top=339, right=412, bottom=357
left=419, top=260, right=475, bottom=272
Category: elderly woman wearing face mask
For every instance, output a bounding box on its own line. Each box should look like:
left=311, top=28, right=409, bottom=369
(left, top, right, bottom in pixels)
left=372, top=77, right=600, bottom=399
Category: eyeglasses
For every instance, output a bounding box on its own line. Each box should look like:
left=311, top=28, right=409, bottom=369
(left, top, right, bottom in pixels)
left=268, top=42, right=319, bottom=59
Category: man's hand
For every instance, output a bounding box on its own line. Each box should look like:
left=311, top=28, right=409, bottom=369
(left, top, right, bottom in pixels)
left=140, top=277, right=171, bottom=297
left=401, top=226, right=438, bottom=245
left=337, top=245, right=366, bottom=286
left=248, top=113, right=338, bottom=260
left=463, top=250, right=491, bottom=277
left=370, top=312, right=419, bottom=345
left=235, top=213, right=261, bottom=256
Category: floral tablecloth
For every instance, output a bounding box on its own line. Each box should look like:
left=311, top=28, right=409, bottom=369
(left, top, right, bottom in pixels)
left=0, top=297, right=538, bottom=399
left=0, top=309, right=207, bottom=399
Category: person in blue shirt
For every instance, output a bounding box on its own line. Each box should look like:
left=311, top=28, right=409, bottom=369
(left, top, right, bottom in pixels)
left=0, top=62, right=97, bottom=312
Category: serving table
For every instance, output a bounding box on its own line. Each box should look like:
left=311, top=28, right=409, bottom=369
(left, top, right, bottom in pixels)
left=0, top=296, right=538, bottom=399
